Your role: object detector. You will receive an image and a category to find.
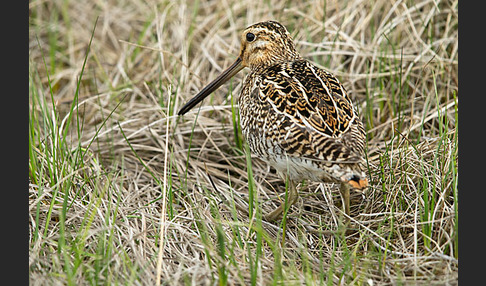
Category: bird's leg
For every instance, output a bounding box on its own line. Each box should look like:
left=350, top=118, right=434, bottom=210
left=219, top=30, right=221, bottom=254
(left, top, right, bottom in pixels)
left=264, top=179, right=298, bottom=222
left=339, top=183, right=351, bottom=223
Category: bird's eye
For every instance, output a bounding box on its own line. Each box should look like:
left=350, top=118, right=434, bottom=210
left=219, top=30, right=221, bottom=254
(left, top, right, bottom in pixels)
left=246, top=32, right=256, bottom=42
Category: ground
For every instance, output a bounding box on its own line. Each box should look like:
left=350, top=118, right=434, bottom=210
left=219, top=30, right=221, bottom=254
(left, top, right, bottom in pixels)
left=29, top=0, right=458, bottom=284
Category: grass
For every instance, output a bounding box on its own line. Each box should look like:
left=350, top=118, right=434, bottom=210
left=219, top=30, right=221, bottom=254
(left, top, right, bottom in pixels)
left=29, top=0, right=458, bottom=284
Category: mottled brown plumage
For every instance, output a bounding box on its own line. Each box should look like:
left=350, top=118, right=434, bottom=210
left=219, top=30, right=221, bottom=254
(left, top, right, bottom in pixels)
left=178, top=20, right=368, bottom=221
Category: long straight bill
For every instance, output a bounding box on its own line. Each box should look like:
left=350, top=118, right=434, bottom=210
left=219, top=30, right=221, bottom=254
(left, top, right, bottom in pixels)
left=178, top=57, right=243, bottom=116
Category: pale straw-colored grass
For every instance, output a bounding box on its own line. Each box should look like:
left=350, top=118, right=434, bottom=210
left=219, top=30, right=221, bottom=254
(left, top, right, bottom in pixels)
left=30, top=0, right=458, bottom=284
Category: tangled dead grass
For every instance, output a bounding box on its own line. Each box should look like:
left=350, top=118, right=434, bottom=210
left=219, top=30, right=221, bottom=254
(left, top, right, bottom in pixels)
left=30, top=0, right=458, bottom=284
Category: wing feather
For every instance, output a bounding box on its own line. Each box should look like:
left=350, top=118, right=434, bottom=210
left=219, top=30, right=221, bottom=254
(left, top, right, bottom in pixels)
left=257, top=60, right=365, bottom=163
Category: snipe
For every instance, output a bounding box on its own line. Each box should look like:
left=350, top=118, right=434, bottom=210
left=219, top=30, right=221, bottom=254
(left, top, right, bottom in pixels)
left=178, top=20, right=368, bottom=222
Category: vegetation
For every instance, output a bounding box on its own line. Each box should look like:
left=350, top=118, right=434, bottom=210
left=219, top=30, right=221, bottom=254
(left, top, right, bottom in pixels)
left=29, top=0, right=458, bottom=284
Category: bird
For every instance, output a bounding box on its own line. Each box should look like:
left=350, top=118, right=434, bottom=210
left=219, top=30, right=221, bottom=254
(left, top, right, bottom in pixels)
left=178, top=20, right=368, bottom=222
